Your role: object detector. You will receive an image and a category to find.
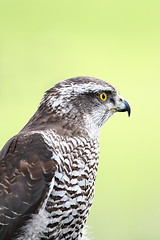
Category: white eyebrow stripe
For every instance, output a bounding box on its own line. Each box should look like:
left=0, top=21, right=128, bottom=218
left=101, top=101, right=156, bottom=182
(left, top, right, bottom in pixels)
left=57, top=83, right=116, bottom=96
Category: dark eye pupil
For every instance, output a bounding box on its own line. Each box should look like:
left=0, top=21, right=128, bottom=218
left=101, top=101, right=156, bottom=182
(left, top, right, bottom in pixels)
left=102, top=94, right=105, bottom=99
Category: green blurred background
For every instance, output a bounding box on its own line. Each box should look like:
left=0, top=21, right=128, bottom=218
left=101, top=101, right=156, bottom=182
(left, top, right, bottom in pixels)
left=0, top=0, right=160, bottom=239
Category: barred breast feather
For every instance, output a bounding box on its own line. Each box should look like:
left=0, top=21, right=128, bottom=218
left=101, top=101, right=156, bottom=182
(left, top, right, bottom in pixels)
left=0, top=129, right=99, bottom=240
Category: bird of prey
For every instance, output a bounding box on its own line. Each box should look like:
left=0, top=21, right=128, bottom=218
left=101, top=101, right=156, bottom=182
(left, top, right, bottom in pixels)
left=0, top=76, right=130, bottom=240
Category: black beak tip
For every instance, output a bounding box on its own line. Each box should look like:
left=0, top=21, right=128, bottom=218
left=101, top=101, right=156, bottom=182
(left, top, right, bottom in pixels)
left=125, top=100, right=131, bottom=117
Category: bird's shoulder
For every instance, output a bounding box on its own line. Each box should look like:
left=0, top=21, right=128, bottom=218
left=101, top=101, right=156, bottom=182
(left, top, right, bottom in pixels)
left=0, top=131, right=57, bottom=178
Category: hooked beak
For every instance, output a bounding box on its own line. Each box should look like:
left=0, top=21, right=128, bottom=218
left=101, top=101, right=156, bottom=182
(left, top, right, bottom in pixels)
left=116, top=99, right=131, bottom=117
left=117, top=99, right=131, bottom=117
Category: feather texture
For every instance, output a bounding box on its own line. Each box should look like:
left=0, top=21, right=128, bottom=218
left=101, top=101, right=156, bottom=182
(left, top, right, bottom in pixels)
left=0, top=76, right=130, bottom=239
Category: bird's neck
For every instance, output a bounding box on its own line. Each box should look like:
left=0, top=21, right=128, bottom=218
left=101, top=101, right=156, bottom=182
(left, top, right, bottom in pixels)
left=20, top=110, right=100, bottom=139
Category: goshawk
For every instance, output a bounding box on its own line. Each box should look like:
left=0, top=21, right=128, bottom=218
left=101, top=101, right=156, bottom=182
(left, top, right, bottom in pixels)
left=0, top=76, right=130, bottom=240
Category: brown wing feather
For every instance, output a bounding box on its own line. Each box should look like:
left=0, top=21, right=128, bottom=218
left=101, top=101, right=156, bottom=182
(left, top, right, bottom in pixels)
left=0, top=132, right=56, bottom=240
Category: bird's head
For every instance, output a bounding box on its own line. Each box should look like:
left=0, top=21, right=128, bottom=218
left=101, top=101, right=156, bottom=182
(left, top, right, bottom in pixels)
left=33, top=76, right=131, bottom=138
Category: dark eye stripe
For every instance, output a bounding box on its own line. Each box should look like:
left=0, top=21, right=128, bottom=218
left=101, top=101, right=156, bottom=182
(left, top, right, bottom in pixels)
left=110, top=98, right=115, bottom=105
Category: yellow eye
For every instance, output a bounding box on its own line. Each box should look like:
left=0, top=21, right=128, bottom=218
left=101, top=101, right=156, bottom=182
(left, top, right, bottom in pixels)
left=99, top=92, right=108, bottom=101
